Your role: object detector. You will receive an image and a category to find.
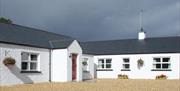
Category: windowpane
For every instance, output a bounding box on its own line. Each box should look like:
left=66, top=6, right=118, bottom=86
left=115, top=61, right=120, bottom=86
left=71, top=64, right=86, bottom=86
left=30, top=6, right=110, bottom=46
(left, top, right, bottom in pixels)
left=98, top=64, right=104, bottom=68
left=123, top=58, right=129, bottom=63
left=21, top=62, right=28, bottom=70
left=106, top=59, right=111, bottom=63
left=162, top=64, right=169, bottom=69
left=163, top=58, right=170, bottom=62
left=31, top=54, right=37, bottom=61
left=156, top=64, right=161, bottom=68
left=153, top=64, right=156, bottom=69
left=98, top=59, right=104, bottom=64
left=106, top=64, right=111, bottom=68
left=123, top=64, right=129, bottom=69
left=30, top=62, right=37, bottom=70
left=154, top=58, right=161, bottom=62
left=21, top=53, right=29, bottom=60
left=102, top=64, right=104, bottom=68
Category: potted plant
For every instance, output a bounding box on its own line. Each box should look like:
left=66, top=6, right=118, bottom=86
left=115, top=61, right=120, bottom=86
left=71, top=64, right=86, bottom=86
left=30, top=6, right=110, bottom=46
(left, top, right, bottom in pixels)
left=137, top=58, right=144, bottom=69
left=82, top=61, right=89, bottom=72
left=118, top=74, right=129, bottom=79
left=156, top=74, right=167, bottom=80
left=82, top=61, right=88, bottom=66
left=3, top=57, right=16, bottom=67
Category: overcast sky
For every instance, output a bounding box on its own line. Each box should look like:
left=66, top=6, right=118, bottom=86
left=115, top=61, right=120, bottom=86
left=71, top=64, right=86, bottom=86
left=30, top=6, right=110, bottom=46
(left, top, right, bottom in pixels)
left=0, top=0, right=180, bottom=41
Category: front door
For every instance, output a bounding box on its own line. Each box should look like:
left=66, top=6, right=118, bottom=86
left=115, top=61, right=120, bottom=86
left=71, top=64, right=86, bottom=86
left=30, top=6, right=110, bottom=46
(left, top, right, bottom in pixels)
left=72, top=54, right=77, bottom=81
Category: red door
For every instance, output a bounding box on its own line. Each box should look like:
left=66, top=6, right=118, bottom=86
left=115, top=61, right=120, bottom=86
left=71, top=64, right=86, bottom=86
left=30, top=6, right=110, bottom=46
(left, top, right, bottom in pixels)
left=72, top=54, right=77, bottom=81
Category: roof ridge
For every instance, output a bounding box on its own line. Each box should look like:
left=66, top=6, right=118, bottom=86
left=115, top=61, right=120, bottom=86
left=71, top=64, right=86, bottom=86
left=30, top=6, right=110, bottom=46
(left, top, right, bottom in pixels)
left=49, top=38, right=74, bottom=42
left=82, top=36, right=180, bottom=43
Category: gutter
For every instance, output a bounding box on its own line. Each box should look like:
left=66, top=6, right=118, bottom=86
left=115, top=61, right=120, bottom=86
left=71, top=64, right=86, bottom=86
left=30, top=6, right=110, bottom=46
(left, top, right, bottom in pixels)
left=179, top=54, right=180, bottom=80
left=49, top=49, right=52, bottom=82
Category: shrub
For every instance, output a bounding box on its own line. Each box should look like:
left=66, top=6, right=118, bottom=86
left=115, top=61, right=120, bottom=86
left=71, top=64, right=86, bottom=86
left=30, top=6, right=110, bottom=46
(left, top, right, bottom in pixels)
left=156, top=74, right=167, bottom=80
left=3, top=57, right=16, bottom=66
left=0, top=17, right=12, bottom=24
left=118, top=74, right=129, bottom=79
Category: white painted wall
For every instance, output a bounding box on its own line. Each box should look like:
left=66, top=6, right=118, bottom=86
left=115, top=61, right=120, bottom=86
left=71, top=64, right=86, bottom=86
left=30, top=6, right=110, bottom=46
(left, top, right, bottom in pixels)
left=0, top=43, right=50, bottom=86
left=51, top=49, right=68, bottom=82
left=67, top=40, right=82, bottom=82
left=82, top=54, right=94, bottom=80
left=94, top=53, right=180, bottom=79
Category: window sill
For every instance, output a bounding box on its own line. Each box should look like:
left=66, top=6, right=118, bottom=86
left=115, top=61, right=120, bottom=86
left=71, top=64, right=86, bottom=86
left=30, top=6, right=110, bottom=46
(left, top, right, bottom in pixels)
left=121, top=69, right=131, bottom=71
left=151, top=69, right=172, bottom=71
left=20, top=71, right=42, bottom=73
left=96, top=69, right=113, bottom=71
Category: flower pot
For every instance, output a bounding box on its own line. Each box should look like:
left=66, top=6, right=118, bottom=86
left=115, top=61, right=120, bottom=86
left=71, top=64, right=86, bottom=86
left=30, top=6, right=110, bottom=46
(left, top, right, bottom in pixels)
left=3, top=57, right=16, bottom=67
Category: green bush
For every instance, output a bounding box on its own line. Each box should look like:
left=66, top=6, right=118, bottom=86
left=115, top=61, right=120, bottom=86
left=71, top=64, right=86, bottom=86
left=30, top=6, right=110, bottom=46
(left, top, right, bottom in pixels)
left=0, top=17, right=12, bottom=24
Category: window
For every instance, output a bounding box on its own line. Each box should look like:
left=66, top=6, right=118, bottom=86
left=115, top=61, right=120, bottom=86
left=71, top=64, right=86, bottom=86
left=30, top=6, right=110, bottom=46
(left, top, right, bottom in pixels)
left=153, top=57, right=171, bottom=70
left=121, top=58, right=130, bottom=71
left=106, top=59, right=111, bottom=68
left=21, top=52, right=39, bottom=71
left=82, top=58, right=89, bottom=72
left=98, top=59, right=112, bottom=69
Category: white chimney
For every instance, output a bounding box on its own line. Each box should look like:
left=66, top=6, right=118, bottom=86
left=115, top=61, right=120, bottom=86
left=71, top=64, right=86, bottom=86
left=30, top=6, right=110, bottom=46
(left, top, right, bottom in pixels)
left=138, top=10, right=146, bottom=40
left=138, top=28, right=146, bottom=40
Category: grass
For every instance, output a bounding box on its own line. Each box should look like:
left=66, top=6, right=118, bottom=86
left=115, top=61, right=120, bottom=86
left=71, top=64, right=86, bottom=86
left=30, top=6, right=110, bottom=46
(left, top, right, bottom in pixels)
left=0, top=79, right=180, bottom=91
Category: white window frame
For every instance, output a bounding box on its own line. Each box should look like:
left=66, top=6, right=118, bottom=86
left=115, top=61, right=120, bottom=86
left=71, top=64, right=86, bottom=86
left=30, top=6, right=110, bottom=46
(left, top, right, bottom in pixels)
left=98, top=58, right=112, bottom=69
left=21, top=52, right=40, bottom=71
left=122, top=58, right=130, bottom=70
left=153, top=57, right=171, bottom=70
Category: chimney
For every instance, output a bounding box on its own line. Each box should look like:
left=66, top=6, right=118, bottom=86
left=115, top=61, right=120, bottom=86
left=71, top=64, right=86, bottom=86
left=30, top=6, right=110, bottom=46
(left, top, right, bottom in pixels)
left=138, top=10, right=146, bottom=40
left=138, top=28, right=146, bottom=40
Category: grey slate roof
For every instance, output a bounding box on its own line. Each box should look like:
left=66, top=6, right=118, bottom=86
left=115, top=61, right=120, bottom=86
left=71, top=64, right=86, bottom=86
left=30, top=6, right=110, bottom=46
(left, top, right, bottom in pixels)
left=0, top=23, right=74, bottom=49
left=1, top=23, right=180, bottom=54
left=80, top=36, right=180, bottom=55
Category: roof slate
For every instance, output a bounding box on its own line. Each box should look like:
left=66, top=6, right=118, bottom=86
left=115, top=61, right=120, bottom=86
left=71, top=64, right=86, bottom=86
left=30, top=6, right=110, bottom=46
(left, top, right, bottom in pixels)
left=1, top=23, right=180, bottom=54
left=80, top=36, right=180, bottom=55
left=0, top=23, right=74, bottom=49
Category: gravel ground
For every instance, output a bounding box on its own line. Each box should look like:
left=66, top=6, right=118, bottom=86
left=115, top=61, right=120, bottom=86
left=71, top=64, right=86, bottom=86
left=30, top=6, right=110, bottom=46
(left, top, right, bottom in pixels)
left=1, top=79, right=180, bottom=91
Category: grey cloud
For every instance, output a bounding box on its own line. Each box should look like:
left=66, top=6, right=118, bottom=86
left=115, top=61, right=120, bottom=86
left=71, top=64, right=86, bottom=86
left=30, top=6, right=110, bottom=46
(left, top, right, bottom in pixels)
left=0, top=0, right=179, bottom=41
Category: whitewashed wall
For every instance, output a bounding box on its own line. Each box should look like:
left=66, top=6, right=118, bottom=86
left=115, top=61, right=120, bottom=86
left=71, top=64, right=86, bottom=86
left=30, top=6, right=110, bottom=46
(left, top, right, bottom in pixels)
left=82, top=54, right=94, bottom=80
left=51, top=40, right=83, bottom=82
left=0, top=43, right=50, bottom=86
left=51, top=49, right=68, bottom=82
left=67, top=40, right=82, bottom=82
left=94, top=53, right=180, bottom=79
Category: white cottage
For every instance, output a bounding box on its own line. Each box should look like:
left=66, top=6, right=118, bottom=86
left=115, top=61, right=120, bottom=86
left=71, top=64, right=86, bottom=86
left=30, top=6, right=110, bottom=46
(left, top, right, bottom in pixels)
left=81, top=31, right=180, bottom=79
left=0, top=22, right=180, bottom=86
left=0, top=23, right=87, bottom=85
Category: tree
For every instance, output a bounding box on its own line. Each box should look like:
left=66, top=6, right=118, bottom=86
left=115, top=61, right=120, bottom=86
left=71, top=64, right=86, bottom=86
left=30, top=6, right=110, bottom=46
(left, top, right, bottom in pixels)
left=0, top=17, right=12, bottom=24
